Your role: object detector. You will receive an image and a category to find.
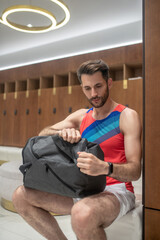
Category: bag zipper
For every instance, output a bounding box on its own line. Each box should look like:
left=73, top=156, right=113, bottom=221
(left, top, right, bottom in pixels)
left=45, top=163, right=76, bottom=194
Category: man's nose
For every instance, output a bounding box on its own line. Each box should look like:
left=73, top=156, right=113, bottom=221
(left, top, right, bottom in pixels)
left=91, top=88, right=97, bottom=98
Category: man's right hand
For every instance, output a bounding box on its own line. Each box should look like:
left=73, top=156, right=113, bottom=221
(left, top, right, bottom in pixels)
left=58, top=128, right=81, bottom=143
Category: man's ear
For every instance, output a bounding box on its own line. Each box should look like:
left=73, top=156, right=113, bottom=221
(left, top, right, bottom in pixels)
left=108, top=78, right=113, bottom=89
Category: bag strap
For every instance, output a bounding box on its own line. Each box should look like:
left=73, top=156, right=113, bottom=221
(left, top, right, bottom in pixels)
left=19, top=162, right=32, bottom=175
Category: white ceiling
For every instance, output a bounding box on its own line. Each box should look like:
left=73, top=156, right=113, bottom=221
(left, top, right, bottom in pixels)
left=0, top=0, right=142, bottom=71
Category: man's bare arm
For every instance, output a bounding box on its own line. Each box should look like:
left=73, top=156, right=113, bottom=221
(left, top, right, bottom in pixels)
left=77, top=108, right=142, bottom=182
left=109, top=108, right=142, bottom=181
left=38, top=109, right=87, bottom=143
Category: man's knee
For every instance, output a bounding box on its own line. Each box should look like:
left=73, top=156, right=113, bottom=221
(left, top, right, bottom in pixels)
left=12, top=185, right=27, bottom=213
left=71, top=201, right=95, bottom=233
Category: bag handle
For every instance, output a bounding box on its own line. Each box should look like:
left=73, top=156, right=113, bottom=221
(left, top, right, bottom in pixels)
left=53, top=136, right=73, bottom=159
left=19, top=162, right=32, bottom=174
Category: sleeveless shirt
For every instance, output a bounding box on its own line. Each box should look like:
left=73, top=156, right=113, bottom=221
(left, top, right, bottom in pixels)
left=80, top=104, right=134, bottom=193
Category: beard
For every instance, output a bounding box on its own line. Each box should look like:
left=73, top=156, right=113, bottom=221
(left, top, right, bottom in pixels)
left=88, top=87, right=109, bottom=108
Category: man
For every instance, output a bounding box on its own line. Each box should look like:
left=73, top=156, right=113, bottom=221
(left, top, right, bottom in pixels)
left=12, top=60, right=142, bottom=240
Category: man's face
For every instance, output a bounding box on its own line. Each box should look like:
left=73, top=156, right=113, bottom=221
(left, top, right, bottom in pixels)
left=81, top=71, right=109, bottom=108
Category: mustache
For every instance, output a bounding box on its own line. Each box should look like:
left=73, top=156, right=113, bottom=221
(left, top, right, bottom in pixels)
left=90, top=97, right=100, bottom=101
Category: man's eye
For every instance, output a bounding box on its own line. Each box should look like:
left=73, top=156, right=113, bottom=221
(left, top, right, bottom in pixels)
left=85, top=88, right=90, bottom=91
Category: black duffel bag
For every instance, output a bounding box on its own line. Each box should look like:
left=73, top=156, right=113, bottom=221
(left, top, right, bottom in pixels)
left=20, top=135, right=106, bottom=198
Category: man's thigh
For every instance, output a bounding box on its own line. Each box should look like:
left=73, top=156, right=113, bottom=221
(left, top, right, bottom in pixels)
left=74, top=191, right=120, bottom=228
left=20, top=186, right=74, bottom=215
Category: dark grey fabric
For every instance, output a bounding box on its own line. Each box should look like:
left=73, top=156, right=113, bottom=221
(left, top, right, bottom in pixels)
left=20, top=135, right=106, bottom=198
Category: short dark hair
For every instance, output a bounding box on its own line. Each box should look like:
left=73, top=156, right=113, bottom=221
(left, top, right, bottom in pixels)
left=77, top=59, right=109, bottom=84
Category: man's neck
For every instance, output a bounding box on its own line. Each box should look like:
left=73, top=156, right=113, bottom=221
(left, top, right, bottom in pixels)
left=92, top=98, right=118, bottom=120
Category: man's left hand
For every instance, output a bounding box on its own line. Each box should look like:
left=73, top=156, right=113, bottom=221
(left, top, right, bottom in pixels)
left=77, top=152, right=106, bottom=176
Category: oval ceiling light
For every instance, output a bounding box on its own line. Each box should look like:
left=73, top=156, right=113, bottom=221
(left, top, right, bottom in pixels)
left=0, top=0, right=70, bottom=33
left=50, top=0, right=70, bottom=30
left=1, top=5, right=57, bottom=33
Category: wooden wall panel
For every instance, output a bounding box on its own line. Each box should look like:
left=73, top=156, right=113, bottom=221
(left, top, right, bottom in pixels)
left=144, top=0, right=160, bottom=239
left=145, top=209, right=160, bottom=240
left=0, top=44, right=143, bottom=147
left=144, top=0, right=160, bottom=210
left=0, top=44, right=142, bottom=83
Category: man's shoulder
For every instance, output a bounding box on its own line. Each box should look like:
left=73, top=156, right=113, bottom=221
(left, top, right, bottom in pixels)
left=66, top=108, right=88, bottom=128
left=121, top=107, right=139, bottom=119
left=73, top=108, right=89, bottom=117
left=120, top=107, right=141, bottom=134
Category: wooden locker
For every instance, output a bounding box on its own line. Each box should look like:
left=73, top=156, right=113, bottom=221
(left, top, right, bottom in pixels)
left=110, top=81, right=128, bottom=106
left=127, top=78, right=143, bottom=121
left=37, top=88, right=58, bottom=133
left=56, top=87, right=71, bottom=122
left=25, top=90, right=38, bottom=141
left=2, top=93, right=15, bottom=146
left=69, top=85, right=91, bottom=112
left=12, top=91, right=27, bottom=147
left=0, top=95, right=5, bottom=145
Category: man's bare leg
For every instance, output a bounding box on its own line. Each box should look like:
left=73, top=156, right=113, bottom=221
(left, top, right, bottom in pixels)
left=12, top=186, right=74, bottom=240
left=71, top=192, right=120, bottom=240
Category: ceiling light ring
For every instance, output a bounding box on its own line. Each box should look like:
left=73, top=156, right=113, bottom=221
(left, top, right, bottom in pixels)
left=1, top=5, right=57, bottom=33
left=49, top=0, right=70, bottom=30
left=0, top=0, right=70, bottom=33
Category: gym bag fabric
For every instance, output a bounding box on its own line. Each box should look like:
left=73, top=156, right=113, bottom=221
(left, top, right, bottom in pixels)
left=20, top=135, right=106, bottom=198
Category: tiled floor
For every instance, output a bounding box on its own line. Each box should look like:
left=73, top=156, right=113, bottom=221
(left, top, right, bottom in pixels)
left=0, top=204, right=76, bottom=240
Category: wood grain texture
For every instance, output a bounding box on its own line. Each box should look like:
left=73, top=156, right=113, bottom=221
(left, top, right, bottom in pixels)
left=0, top=44, right=142, bottom=147
left=144, top=0, right=160, bottom=210
left=145, top=208, right=160, bottom=240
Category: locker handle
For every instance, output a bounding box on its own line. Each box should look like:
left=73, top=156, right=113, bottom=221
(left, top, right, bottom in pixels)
left=38, top=108, right=41, bottom=115
left=14, top=109, right=17, bottom=115
left=26, top=109, right=29, bottom=115
left=3, top=110, right=6, bottom=116
left=53, top=108, right=56, bottom=114
left=68, top=107, right=72, bottom=113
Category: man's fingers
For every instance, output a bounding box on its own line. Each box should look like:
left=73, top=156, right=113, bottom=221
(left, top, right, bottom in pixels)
left=77, top=152, right=92, bottom=158
left=59, top=128, right=81, bottom=143
left=75, top=130, right=81, bottom=142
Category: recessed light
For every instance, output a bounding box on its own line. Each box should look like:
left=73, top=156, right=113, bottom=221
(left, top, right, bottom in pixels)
left=27, top=24, right=33, bottom=28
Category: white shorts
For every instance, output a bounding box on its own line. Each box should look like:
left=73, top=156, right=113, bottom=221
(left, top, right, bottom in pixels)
left=73, top=183, right=135, bottom=221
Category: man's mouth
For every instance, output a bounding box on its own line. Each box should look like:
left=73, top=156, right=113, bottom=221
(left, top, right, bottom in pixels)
left=91, top=97, right=100, bottom=102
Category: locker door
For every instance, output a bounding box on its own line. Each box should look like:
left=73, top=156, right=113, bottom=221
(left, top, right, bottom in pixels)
left=37, top=88, right=57, bottom=133
left=70, top=85, right=91, bottom=112
left=2, top=93, right=15, bottom=146
left=13, top=91, right=27, bottom=147
left=0, top=95, right=5, bottom=145
left=25, top=91, right=38, bottom=141
left=56, top=87, right=69, bottom=122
